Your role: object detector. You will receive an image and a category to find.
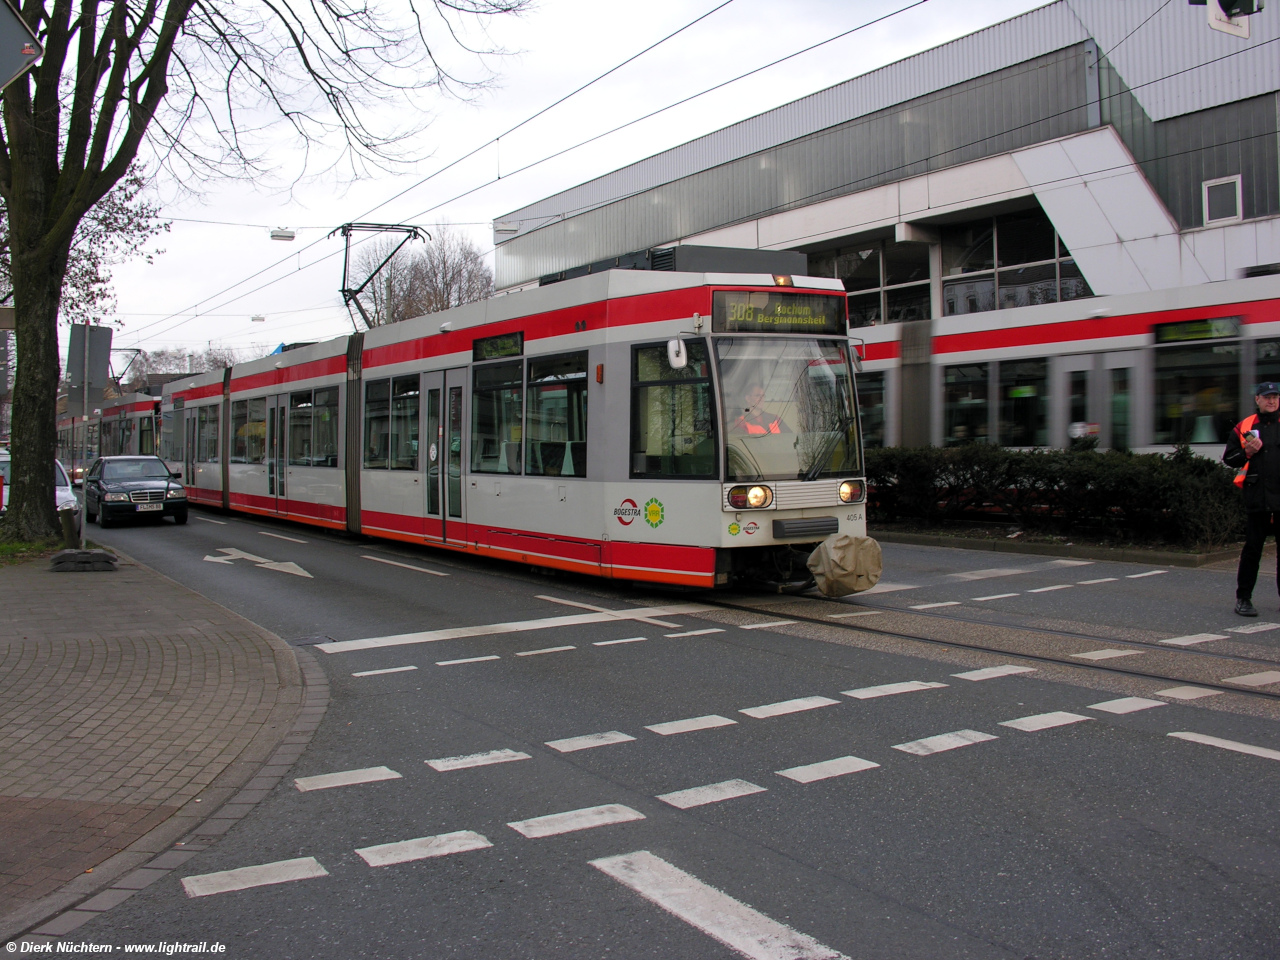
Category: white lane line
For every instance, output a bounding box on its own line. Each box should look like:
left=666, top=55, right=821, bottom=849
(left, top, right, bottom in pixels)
left=294, top=766, right=402, bottom=792
left=436, top=655, right=500, bottom=666
left=196, top=516, right=227, bottom=524
left=1071, top=649, right=1142, bottom=661
left=536, top=594, right=680, bottom=627
left=1160, top=633, right=1228, bottom=647
left=1047, top=559, right=1093, bottom=567
left=776, top=756, right=880, bottom=784
left=591, top=851, right=848, bottom=960
left=508, top=803, right=644, bottom=838
left=1227, top=621, right=1280, bottom=634
left=426, top=749, right=530, bottom=772
left=645, top=715, right=737, bottom=736
left=319, top=603, right=714, bottom=653
left=594, top=636, right=646, bottom=646
left=1028, top=584, right=1073, bottom=593
left=1156, top=685, right=1222, bottom=700
left=739, top=696, right=839, bottom=719
left=952, top=665, right=1036, bottom=681
left=1088, top=697, right=1166, bottom=714
left=827, top=610, right=883, bottom=618
left=740, top=620, right=798, bottom=630
left=515, top=645, right=576, bottom=657
left=352, top=665, right=418, bottom=677
left=842, top=680, right=947, bottom=700
left=657, top=779, right=766, bottom=809
left=910, top=601, right=961, bottom=610
left=893, top=729, right=998, bottom=756
left=947, top=567, right=1030, bottom=581
left=1078, top=577, right=1118, bottom=584
left=362, top=555, right=449, bottom=577
left=1169, top=731, right=1280, bottom=762
left=259, top=530, right=307, bottom=543
left=858, top=581, right=918, bottom=594
left=182, top=857, right=328, bottom=898
left=972, top=593, right=1019, bottom=601
left=1222, top=670, right=1280, bottom=687
left=665, top=628, right=725, bottom=638
left=545, top=731, right=637, bottom=753
left=356, top=830, right=492, bottom=867
left=1000, top=712, right=1091, bottom=732
left=1126, top=570, right=1167, bottom=578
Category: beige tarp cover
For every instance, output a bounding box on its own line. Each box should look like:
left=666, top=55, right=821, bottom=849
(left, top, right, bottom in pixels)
left=807, top=534, right=882, bottom=597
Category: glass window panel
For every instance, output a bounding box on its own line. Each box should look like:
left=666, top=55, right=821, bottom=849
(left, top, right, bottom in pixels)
left=883, top=241, right=929, bottom=286
left=312, top=388, right=339, bottom=467
left=1206, top=180, right=1239, bottom=222
left=944, top=363, right=989, bottom=446
left=835, top=246, right=882, bottom=292
left=1069, top=370, right=1089, bottom=426
left=631, top=342, right=715, bottom=478
left=447, top=386, right=463, bottom=518
left=245, top=398, right=267, bottom=464
left=634, top=340, right=710, bottom=381
left=1110, top=368, right=1130, bottom=451
left=942, top=276, right=995, bottom=316
left=426, top=389, right=441, bottom=515
left=1153, top=343, right=1240, bottom=444
left=471, top=361, right=523, bottom=474
left=231, top=400, right=248, bottom=462
left=526, top=353, right=588, bottom=478
left=806, top=252, right=836, bottom=278
left=289, top=391, right=313, bottom=466
left=1257, top=339, right=1280, bottom=385
left=885, top=284, right=931, bottom=323
left=857, top=371, right=885, bottom=449
left=1058, top=259, right=1093, bottom=302
left=848, top=292, right=881, bottom=328
left=942, top=220, right=994, bottom=275
left=998, top=263, right=1058, bottom=310
left=364, top=379, right=390, bottom=469
left=999, top=359, right=1047, bottom=446
left=996, top=209, right=1056, bottom=266
left=390, top=376, right=420, bottom=470
left=197, top=405, right=219, bottom=462
left=139, top=417, right=154, bottom=457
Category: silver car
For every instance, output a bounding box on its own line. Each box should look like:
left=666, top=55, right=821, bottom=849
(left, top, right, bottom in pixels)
left=0, top=452, right=84, bottom=536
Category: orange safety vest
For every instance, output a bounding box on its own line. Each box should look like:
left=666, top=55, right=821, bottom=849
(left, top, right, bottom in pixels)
left=1233, top=414, right=1260, bottom=488
left=738, top=416, right=782, bottom=435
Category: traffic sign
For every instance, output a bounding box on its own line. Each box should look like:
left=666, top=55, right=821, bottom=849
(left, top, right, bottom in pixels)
left=0, top=0, right=41, bottom=92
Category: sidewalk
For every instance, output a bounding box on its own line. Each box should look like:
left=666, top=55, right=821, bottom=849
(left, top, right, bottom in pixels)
left=0, top=549, right=318, bottom=942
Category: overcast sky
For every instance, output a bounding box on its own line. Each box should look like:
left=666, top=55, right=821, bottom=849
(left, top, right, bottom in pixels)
left=102, top=0, right=1048, bottom=368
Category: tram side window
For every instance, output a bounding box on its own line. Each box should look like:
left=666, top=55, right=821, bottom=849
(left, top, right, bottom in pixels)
left=289, top=391, right=314, bottom=466
left=246, top=398, right=267, bottom=463
left=363, top=377, right=418, bottom=469
left=944, top=363, right=989, bottom=445
left=390, top=377, right=419, bottom=470
left=364, top=380, right=390, bottom=468
left=857, top=372, right=885, bottom=449
left=526, top=353, right=587, bottom=478
left=1154, top=343, right=1240, bottom=444
left=472, top=361, right=523, bottom=474
left=196, top=405, right=220, bottom=462
left=160, top=409, right=179, bottom=461
left=231, top=401, right=248, bottom=462
left=630, top=341, right=715, bottom=478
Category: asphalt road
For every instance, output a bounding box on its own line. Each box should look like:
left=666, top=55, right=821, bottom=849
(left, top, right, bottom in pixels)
left=70, top=510, right=1280, bottom=959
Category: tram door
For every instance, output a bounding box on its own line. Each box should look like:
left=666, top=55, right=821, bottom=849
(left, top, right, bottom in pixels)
left=265, top=394, right=288, bottom=512
left=444, top=368, right=467, bottom=542
left=183, top=408, right=196, bottom=487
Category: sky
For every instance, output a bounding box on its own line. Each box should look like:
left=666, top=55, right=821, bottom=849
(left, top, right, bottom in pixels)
left=100, top=0, right=1050, bottom=370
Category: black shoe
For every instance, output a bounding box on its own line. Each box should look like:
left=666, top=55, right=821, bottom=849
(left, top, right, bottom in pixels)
left=1235, top=598, right=1258, bottom=617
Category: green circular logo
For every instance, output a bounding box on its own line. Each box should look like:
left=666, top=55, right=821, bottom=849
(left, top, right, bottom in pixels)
left=644, top=498, right=665, bottom=528
left=728, top=522, right=741, bottom=536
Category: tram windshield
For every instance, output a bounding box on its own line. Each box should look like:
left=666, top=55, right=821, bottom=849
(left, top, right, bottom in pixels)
left=717, top=337, right=860, bottom=481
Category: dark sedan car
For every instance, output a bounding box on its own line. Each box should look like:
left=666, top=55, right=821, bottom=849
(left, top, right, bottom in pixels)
left=84, top=456, right=188, bottom=527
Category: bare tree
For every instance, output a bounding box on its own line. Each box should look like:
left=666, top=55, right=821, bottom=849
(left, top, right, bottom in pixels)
left=1, top=0, right=528, bottom=540
left=352, top=235, right=425, bottom=327
left=354, top=224, right=492, bottom=326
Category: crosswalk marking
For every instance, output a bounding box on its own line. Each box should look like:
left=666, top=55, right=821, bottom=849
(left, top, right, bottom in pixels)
left=947, top=567, right=1030, bottom=581
left=776, top=756, right=880, bottom=783
left=1072, top=649, right=1141, bottom=661
left=972, top=593, right=1019, bottom=601
left=352, top=665, right=418, bottom=677
left=594, top=636, right=646, bottom=645
left=910, top=601, right=961, bottom=610
left=355, top=831, right=491, bottom=867
left=591, top=851, right=849, bottom=960
left=436, top=655, right=501, bottom=666
left=1168, top=732, right=1280, bottom=762
left=1087, top=697, right=1166, bottom=714
left=1000, top=712, right=1091, bottom=732
left=952, top=665, right=1036, bottom=681
left=294, top=766, right=402, bottom=792
left=740, top=620, right=798, bottom=630
left=665, top=628, right=725, bottom=638
left=426, top=749, right=530, bottom=772
left=507, top=803, right=644, bottom=838
left=1160, top=633, right=1228, bottom=647
left=545, top=731, right=636, bottom=753
left=515, top=645, right=576, bottom=656
left=657, top=779, right=766, bottom=809
left=892, top=729, right=998, bottom=756
left=182, top=857, right=328, bottom=898
left=1227, top=622, right=1280, bottom=634
left=739, top=696, right=839, bottom=719
left=646, top=715, right=737, bottom=736
left=1155, top=685, right=1222, bottom=700
left=841, top=680, right=947, bottom=700
left=1222, top=670, right=1280, bottom=687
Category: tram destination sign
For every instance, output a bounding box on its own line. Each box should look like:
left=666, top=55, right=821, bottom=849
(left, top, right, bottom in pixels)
left=712, top=291, right=846, bottom=335
left=1154, top=316, right=1240, bottom=343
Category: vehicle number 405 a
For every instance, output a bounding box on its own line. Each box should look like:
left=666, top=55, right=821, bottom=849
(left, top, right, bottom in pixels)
left=846, top=512, right=862, bottom=522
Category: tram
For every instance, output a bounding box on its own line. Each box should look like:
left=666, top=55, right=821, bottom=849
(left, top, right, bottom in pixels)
left=58, top=392, right=161, bottom=479
left=159, top=268, right=872, bottom=589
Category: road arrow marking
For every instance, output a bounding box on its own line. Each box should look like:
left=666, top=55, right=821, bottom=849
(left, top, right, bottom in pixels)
left=202, top=555, right=235, bottom=564
left=202, top=547, right=312, bottom=578
left=258, top=560, right=313, bottom=578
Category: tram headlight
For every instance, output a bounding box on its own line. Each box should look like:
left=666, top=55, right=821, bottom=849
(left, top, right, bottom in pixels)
left=728, top=485, right=773, bottom=509
left=839, top=480, right=863, bottom=503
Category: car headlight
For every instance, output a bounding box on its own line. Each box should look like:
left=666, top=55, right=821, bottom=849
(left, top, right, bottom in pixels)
left=728, top=484, right=773, bottom=509
left=839, top=480, right=864, bottom=503
left=104, top=492, right=130, bottom=502
left=167, top=486, right=186, bottom=499
left=57, top=498, right=79, bottom=512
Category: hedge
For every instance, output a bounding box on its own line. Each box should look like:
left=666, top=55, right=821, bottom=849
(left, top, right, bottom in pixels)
left=864, top=444, right=1244, bottom=549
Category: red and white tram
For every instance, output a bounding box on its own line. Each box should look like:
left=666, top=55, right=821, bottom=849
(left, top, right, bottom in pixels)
left=160, top=270, right=870, bottom=589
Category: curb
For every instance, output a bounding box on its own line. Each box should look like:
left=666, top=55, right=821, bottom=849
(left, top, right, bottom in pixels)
left=872, top=531, right=1240, bottom=567
left=0, top=556, right=330, bottom=945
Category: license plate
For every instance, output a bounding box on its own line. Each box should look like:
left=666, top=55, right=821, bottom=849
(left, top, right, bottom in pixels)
left=136, top=503, right=164, bottom=512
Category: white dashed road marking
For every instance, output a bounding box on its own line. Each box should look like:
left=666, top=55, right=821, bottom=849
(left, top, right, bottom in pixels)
left=1227, top=622, right=1280, bottom=634
left=294, top=767, right=402, bottom=792
left=361, top=554, right=449, bottom=577
left=545, top=731, right=636, bottom=753
left=508, top=804, right=644, bottom=838
left=1160, top=633, right=1228, bottom=647
left=182, top=857, right=328, bottom=898
left=657, top=779, right=766, bottom=809
left=515, top=645, right=576, bottom=656
left=1169, top=732, right=1280, bottom=762
left=196, top=516, right=227, bottom=524
left=827, top=610, right=884, bottom=618
left=842, top=680, right=947, bottom=700
left=776, top=756, right=880, bottom=783
left=665, top=628, right=725, bottom=638
left=594, top=636, right=646, bottom=645
left=739, top=696, right=840, bottom=719
left=645, top=715, right=737, bottom=736
left=1000, top=712, right=1091, bottom=732
left=952, top=665, right=1036, bottom=681
left=436, top=655, right=500, bottom=666
left=858, top=581, right=917, bottom=594
left=1078, top=577, right=1118, bottom=584
left=259, top=531, right=306, bottom=543
left=947, top=567, right=1030, bottom=581
left=352, top=665, right=418, bottom=677
left=591, top=851, right=850, bottom=960
left=972, top=593, right=1019, bottom=601
left=1028, top=584, right=1072, bottom=593
left=740, top=620, right=798, bottom=630
left=1088, top=697, right=1166, bottom=714
left=910, top=601, right=961, bottom=610
left=1156, top=686, right=1222, bottom=700
left=1222, top=671, right=1280, bottom=687
left=893, top=729, right=998, bottom=756
left=1072, top=649, right=1141, bottom=661
left=426, top=749, right=530, bottom=772
left=356, top=830, right=492, bottom=867
left=1126, top=570, right=1167, bottom=578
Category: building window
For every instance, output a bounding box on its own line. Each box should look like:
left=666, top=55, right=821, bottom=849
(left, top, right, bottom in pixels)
left=999, top=359, right=1047, bottom=446
left=1153, top=342, right=1240, bottom=444
left=809, top=239, right=930, bottom=328
left=1203, top=175, right=1242, bottom=225
left=857, top=371, right=885, bottom=449
left=944, top=363, right=989, bottom=445
left=526, top=353, right=588, bottom=478
left=1110, top=368, right=1130, bottom=451
left=630, top=340, right=716, bottom=477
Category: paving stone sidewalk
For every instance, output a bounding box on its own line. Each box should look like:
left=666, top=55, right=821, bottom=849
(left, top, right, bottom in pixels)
left=0, top=550, right=307, bottom=939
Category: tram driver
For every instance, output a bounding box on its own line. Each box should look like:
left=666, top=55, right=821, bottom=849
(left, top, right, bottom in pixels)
left=731, top=382, right=791, bottom=435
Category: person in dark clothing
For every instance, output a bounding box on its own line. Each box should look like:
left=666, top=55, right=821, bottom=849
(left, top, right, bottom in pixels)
left=1223, top=382, right=1280, bottom=617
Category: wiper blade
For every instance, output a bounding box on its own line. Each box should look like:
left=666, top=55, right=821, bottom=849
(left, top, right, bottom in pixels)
left=803, top=416, right=856, bottom=481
